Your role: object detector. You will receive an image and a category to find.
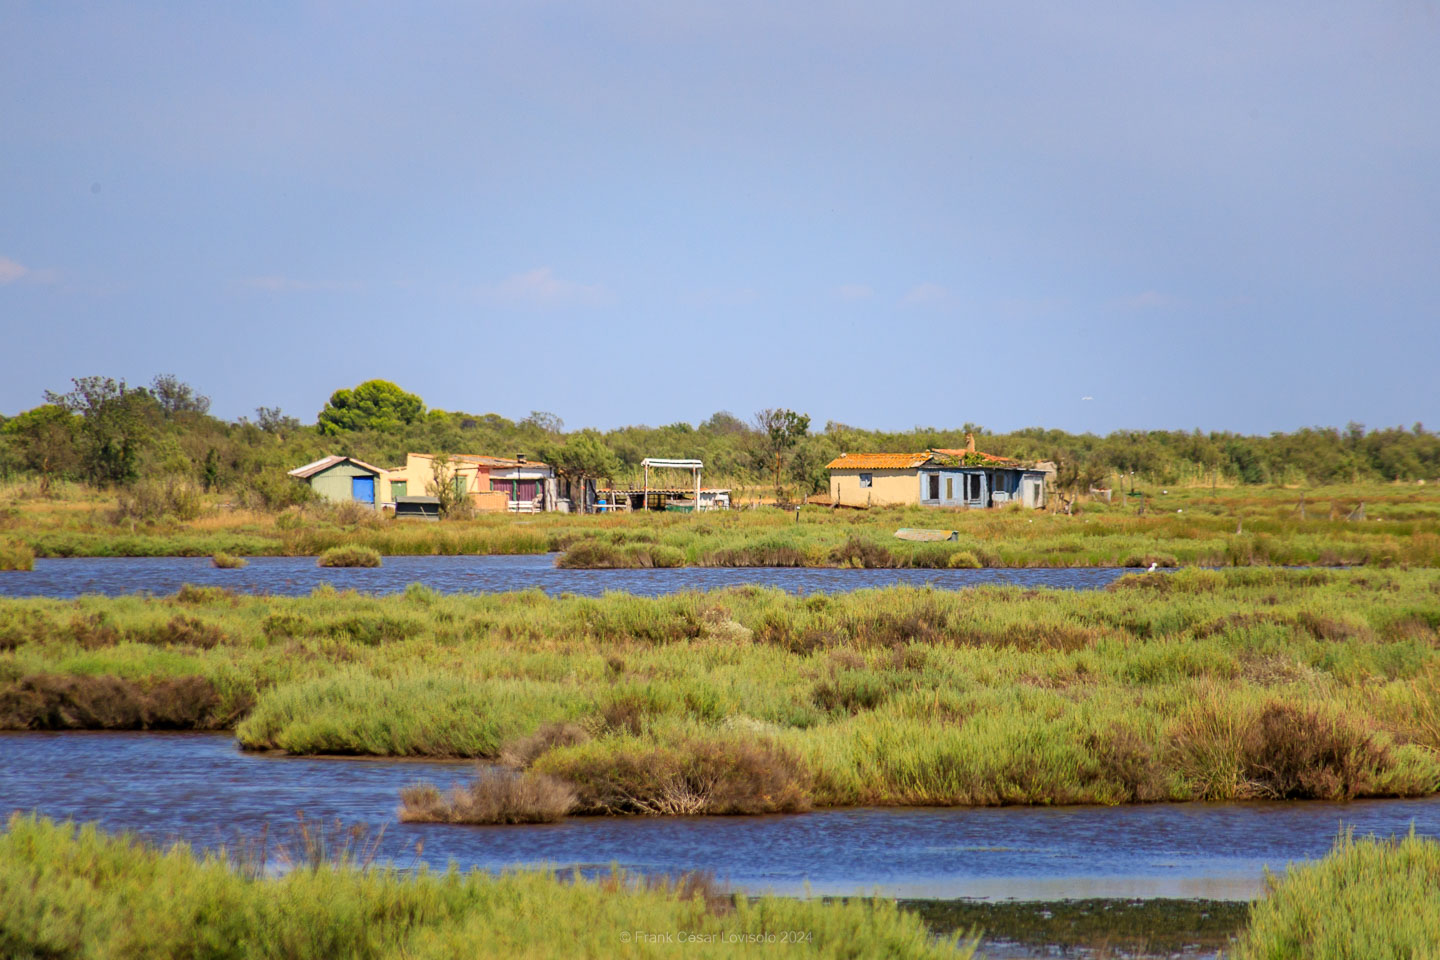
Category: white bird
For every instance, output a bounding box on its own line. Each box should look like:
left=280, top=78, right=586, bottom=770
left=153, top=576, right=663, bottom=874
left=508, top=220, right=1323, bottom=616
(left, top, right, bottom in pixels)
left=1147, top=562, right=1158, bottom=572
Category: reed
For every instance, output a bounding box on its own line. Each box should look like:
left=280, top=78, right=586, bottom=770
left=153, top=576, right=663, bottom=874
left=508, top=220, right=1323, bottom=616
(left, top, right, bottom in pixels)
left=4, top=569, right=1439, bottom=812
left=0, top=813, right=972, bottom=959
left=1232, top=829, right=1440, bottom=958
left=0, top=539, right=35, bottom=571
left=5, top=481, right=1440, bottom=568
left=316, top=545, right=382, bottom=568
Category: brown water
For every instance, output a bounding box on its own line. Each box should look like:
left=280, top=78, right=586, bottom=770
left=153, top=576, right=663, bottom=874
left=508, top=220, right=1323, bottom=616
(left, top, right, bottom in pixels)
left=0, top=554, right=1136, bottom=598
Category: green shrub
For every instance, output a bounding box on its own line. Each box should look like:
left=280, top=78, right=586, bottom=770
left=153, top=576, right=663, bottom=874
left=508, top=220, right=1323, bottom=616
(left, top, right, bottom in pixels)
left=1233, top=830, right=1440, bottom=958
left=316, top=545, right=382, bottom=568
left=211, top=552, right=248, bottom=569
left=0, top=539, right=34, bottom=571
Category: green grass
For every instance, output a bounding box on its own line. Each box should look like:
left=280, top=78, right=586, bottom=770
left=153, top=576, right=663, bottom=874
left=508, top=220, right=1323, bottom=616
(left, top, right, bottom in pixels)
left=0, top=538, right=35, bottom=570
left=4, top=569, right=1440, bottom=811
left=317, top=545, right=383, bottom=568
left=4, top=481, right=1440, bottom=568
left=212, top=552, right=248, bottom=569
left=1232, top=829, right=1440, bottom=958
left=0, top=813, right=972, bottom=960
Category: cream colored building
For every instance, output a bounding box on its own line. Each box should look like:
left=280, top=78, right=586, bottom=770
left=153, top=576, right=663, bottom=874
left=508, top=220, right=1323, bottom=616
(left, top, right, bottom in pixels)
left=826, top=453, right=934, bottom=507
left=384, top=453, right=558, bottom=512
left=827, top=441, right=1047, bottom=509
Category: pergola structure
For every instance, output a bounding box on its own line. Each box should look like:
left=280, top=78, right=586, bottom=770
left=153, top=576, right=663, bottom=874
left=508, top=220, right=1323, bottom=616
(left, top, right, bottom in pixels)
left=641, top=457, right=702, bottom=511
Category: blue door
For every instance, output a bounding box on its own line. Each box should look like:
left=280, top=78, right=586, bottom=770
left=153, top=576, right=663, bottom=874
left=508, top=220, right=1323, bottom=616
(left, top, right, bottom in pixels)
left=351, top=476, right=375, bottom=504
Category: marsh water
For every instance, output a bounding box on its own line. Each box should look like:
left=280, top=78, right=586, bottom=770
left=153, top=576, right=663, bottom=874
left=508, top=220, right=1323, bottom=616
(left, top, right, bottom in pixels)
left=0, top=554, right=1133, bottom=598
left=3, top=732, right=1436, bottom=903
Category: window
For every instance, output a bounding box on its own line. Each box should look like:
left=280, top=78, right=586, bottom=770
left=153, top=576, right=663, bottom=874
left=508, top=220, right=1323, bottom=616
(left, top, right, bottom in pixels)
left=391, top=480, right=407, bottom=499
left=966, top=474, right=981, bottom=501
left=945, top=477, right=953, bottom=500
left=454, top=475, right=467, bottom=496
left=859, top=473, right=872, bottom=488
left=927, top=473, right=940, bottom=500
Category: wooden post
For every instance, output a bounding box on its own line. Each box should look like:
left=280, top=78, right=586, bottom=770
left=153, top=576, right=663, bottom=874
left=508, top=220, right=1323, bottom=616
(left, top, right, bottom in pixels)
left=694, top=466, right=701, bottom=514
left=643, top=463, right=649, bottom=511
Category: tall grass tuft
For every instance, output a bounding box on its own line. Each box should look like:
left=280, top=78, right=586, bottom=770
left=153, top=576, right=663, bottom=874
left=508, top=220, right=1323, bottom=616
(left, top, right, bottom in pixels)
left=400, top=770, right=578, bottom=824
left=0, top=813, right=973, bottom=959
left=316, top=545, right=382, bottom=568
left=212, top=552, right=248, bottom=569
left=0, top=539, right=34, bottom=570
left=1233, top=829, right=1440, bottom=958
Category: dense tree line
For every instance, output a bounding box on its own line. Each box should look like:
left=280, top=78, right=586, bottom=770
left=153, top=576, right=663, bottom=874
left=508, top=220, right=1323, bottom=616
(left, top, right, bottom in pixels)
left=2, top=377, right=1437, bottom=501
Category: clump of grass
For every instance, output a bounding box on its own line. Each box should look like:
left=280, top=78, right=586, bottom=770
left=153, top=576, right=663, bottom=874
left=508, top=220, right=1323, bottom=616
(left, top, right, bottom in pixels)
left=0, top=673, right=233, bottom=730
left=947, top=550, right=982, bottom=569
left=0, top=538, right=34, bottom=571
left=0, top=814, right=969, bottom=960
left=500, top=721, right=592, bottom=768
left=535, top=737, right=813, bottom=816
left=1233, top=830, right=1440, bottom=958
left=1173, top=698, right=1408, bottom=800
left=316, top=545, right=382, bottom=568
left=211, top=552, right=247, bottom=569
left=399, top=770, right=578, bottom=824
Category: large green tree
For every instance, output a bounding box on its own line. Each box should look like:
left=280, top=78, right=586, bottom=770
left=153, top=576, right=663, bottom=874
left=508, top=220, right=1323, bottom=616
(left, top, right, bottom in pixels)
left=3, top=404, right=79, bottom=493
left=317, top=380, right=424, bottom=436
left=43, top=377, right=154, bottom=486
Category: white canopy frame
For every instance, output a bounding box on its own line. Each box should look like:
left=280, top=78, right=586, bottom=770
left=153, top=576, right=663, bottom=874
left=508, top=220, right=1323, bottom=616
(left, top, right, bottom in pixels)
left=641, top=457, right=703, bottom=511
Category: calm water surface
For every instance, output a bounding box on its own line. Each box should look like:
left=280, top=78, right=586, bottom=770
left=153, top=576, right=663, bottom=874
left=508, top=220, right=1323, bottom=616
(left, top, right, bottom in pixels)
left=2, top=732, right=1435, bottom=901
left=0, top=554, right=1134, bottom=598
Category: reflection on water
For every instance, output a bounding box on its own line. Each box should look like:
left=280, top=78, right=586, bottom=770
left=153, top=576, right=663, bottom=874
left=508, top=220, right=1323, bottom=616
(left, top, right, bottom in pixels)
left=3, top=732, right=1437, bottom=901
left=0, top=554, right=1135, bottom=599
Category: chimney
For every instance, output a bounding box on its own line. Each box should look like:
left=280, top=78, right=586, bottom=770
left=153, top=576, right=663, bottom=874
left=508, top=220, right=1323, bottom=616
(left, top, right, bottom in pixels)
left=516, top=454, right=527, bottom=464
left=964, top=432, right=975, bottom=453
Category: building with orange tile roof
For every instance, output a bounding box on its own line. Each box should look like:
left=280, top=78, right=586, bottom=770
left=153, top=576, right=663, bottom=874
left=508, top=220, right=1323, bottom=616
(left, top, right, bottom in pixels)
left=825, top=434, right=1048, bottom=509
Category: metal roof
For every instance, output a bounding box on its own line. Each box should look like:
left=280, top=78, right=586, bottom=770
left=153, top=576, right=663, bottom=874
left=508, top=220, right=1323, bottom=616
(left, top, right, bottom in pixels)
left=287, top=455, right=386, bottom=479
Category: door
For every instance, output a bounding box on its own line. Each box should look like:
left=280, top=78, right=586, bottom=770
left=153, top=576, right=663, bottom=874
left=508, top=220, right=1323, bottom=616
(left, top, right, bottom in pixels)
left=926, top=474, right=940, bottom=501
left=351, top=476, right=375, bottom=504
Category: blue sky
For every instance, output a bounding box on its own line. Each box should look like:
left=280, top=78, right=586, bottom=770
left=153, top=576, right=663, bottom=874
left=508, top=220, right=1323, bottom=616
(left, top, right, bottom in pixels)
left=2, top=2, right=1436, bottom=434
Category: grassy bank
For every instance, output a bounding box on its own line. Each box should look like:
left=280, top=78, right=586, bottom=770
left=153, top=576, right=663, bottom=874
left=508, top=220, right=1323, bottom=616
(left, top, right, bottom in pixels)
left=1232, top=830, right=1440, bottom=958
left=3, top=569, right=1440, bottom=812
left=2, top=481, right=1439, bottom=568
left=0, top=813, right=968, bottom=959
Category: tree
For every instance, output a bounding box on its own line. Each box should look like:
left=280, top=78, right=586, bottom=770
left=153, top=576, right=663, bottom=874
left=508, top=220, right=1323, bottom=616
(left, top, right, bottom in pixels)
left=44, top=377, right=154, bottom=486
left=540, top=431, right=621, bottom=510
left=521, top=411, right=565, bottom=434
left=150, top=374, right=210, bottom=417
left=255, top=406, right=300, bottom=437
left=317, top=380, right=424, bottom=436
left=424, top=453, right=469, bottom=518
left=754, top=408, right=810, bottom=498
left=3, top=404, right=79, bottom=493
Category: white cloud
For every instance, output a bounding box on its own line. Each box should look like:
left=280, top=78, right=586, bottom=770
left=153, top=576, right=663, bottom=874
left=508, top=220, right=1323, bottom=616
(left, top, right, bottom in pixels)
left=901, top=282, right=948, bottom=306
left=837, top=283, right=873, bottom=301
left=483, top=267, right=607, bottom=307
left=0, top=255, right=58, bottom=286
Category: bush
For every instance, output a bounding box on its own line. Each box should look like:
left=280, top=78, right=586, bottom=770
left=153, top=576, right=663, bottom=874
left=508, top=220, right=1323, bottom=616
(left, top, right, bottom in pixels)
left=212, top=552, right=247, bottom=569
left=108, top=478, right=206, bottom=524
left=947, top=551, right=982, bottom=569
left=316, top=545, right=382, bottom=568
left=0, top=673, right=231, bottom=730
left=500, top=722, right=591, bottom=768
left=537, top=737, right=813, bottom=816
left=399, top=770, right=577, bottom=824
left=0, top=539, right=34, bottom=571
